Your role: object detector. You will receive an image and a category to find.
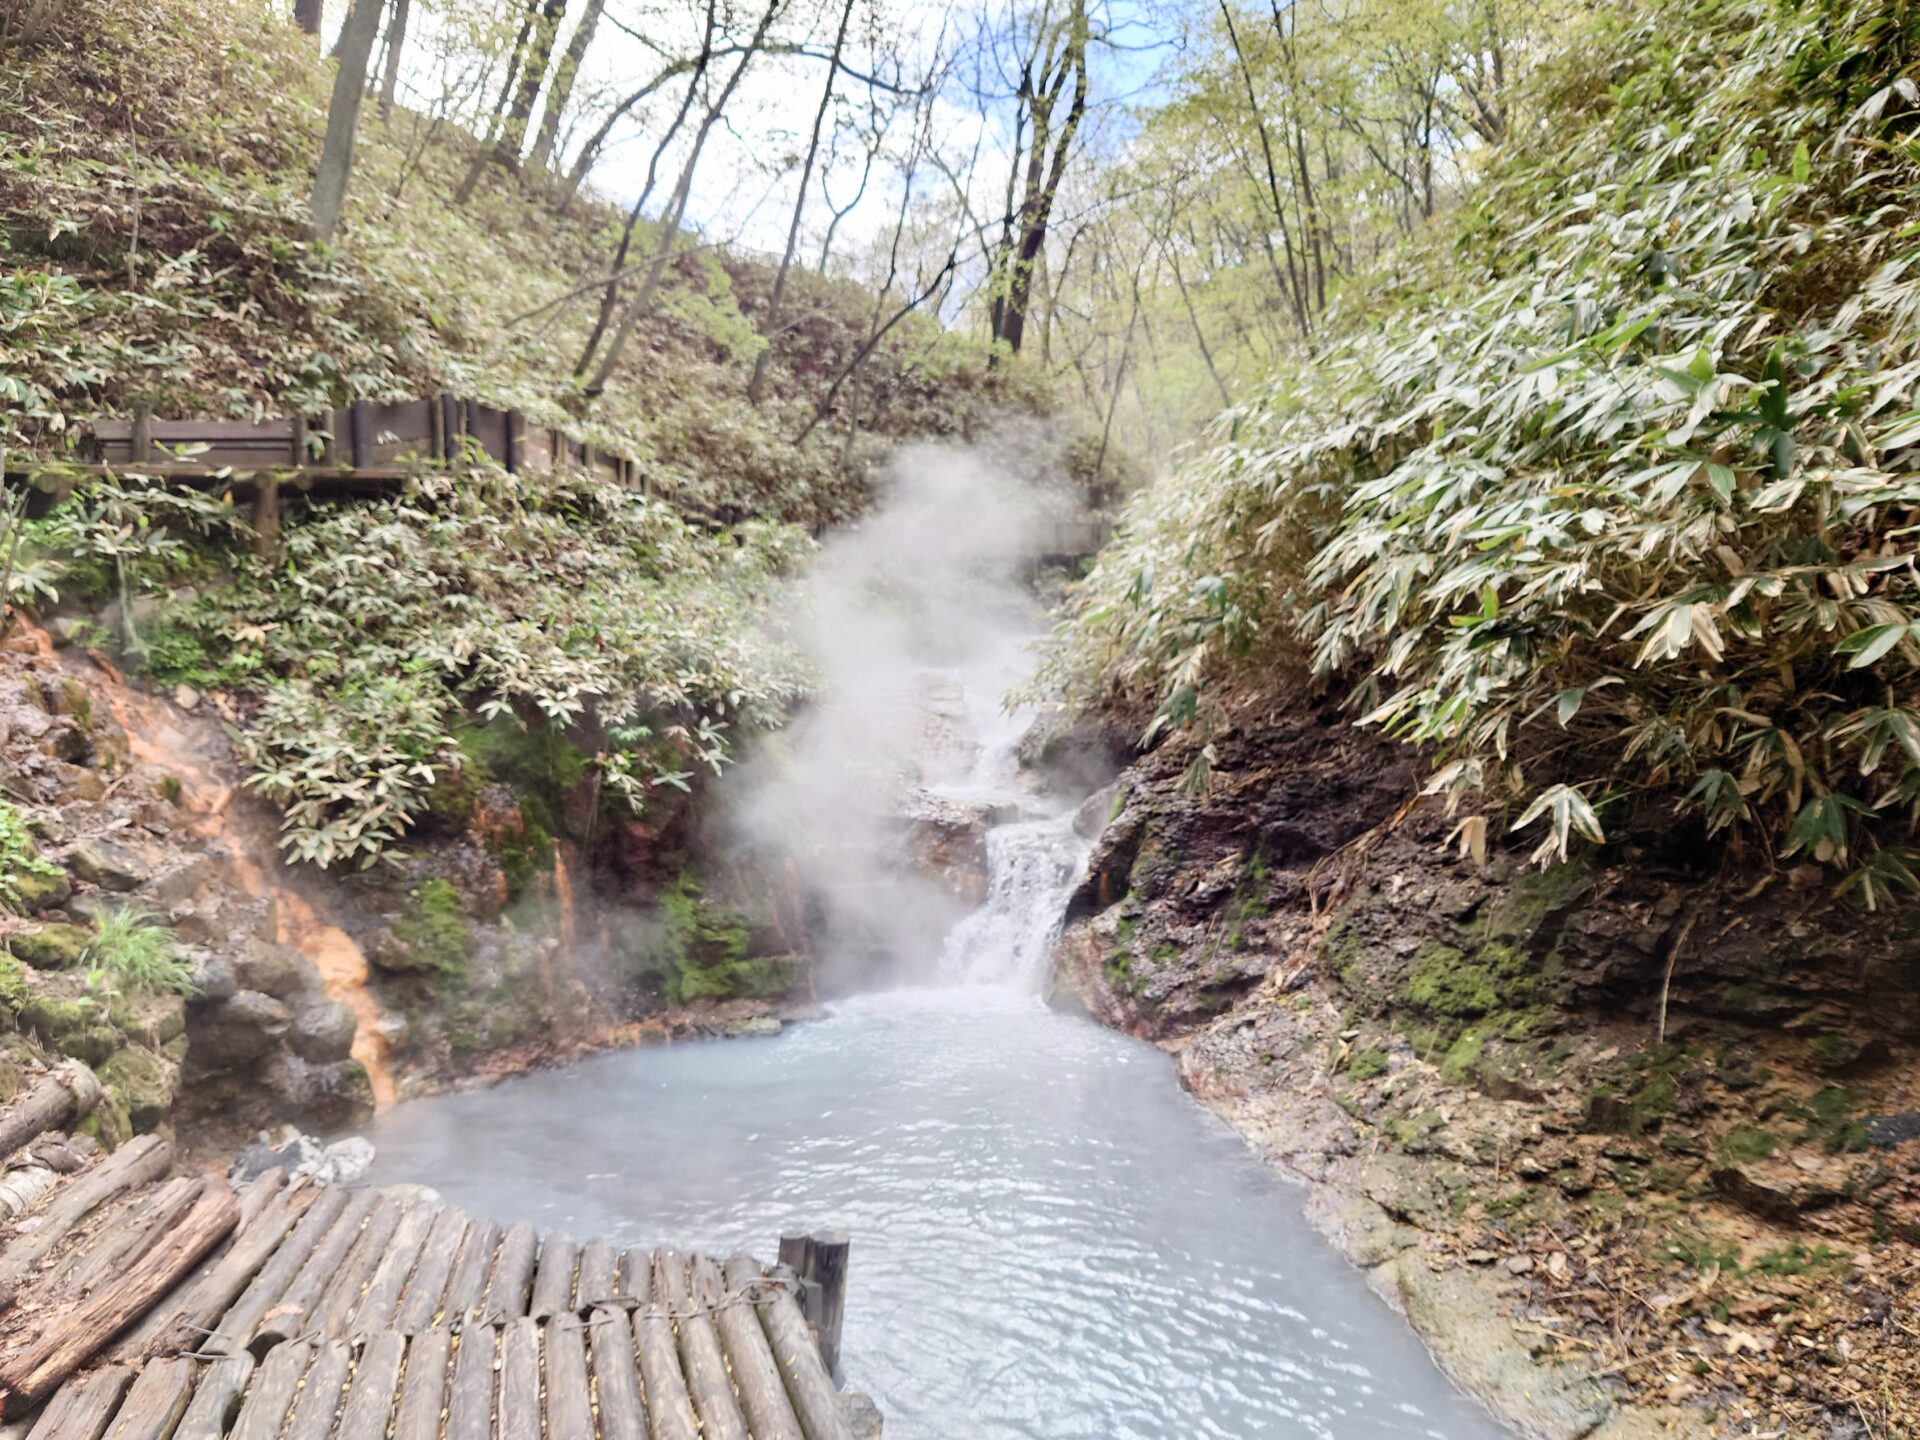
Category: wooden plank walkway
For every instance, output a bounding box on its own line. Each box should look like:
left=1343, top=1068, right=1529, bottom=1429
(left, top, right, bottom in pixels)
left=0, top=1065, right=861, bottom=1439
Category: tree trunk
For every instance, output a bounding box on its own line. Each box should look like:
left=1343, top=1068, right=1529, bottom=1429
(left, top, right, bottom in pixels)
left=490, top=0, right=568, bottom=175
left=455, top=8, right=535, bottom=204
left=377, top=0, right=411, bottom=119
left=989, top=0, right=1090, bottom=357
left=528, top=0, right=604, bottom=176
left=747, top=0, right=855, bottom=404
left=294, top=0, right=322, bottom=36
left=584, top=0, right=787, bottom=396
left=311, top=0, right=385, bottom=239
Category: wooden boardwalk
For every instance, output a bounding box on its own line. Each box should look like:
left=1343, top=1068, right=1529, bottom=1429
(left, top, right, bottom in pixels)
left=0, top=1066, right=861, bottom=1440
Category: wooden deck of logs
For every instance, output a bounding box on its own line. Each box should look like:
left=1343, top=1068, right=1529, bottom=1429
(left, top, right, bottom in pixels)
left=0, top=1064, right=863, bottom=1440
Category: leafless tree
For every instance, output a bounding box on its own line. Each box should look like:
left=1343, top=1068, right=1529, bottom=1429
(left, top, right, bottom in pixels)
left=311, top=0, right=385, bottom=239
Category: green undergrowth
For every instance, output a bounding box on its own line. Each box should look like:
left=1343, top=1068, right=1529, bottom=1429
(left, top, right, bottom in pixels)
left=388, top=879, right=473, bottom=977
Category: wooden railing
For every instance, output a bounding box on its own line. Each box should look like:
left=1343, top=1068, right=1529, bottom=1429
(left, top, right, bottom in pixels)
left=86, top=397, right=644, bottom=489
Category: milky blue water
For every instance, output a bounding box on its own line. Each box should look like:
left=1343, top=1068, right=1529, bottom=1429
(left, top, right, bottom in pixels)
left=365, top=987, right=1505, bottom=1440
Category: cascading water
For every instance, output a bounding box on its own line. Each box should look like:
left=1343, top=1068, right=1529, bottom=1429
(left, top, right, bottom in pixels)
left=938, top=811, right=1086, bottom=989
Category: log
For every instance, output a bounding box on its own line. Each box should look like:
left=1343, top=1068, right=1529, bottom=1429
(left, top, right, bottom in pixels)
left=170, top=1354, right=252, bottom=1440
left=574, top=1237, right=616, bottom=1309
left=588, top=1306, right=646, bottom=1440
left=752, top=1267, right=853, bottom=1440
left=526, top=1230, right=575, bottom=1320
left=22, top=1362, right=128, bottom=1440
left=393, top=1207, right=467, bottom=1333
left=0, top=1066, right=99, bottom=1162
left=51, top=1178, right=198, bottom=1298
left=438, top=1217, right=499, bottom=1320
left=709, top=1256, right=802, bottom=1440
left=544, top=1318, right=593, bottom=1440
left=496, top=1318, right=539, bottom=1440
left=0, top=1136, right=170, bottom=1294
left=99, top=1354, right=193, bottom=1440
left=280, top=1340, right=350, bottom=1440
left=0, top=1170, right=58, bottom=1227
left=616, top=1247, right=653, bottom=1308
left=634, top=1262, right=699, bottom=1440
left=0, top=1180, right=239, bottom=1415
left=443, top=1321, right=495, bottom=1440
left=482, top=1222, right=537, bottom=1323
left=309, top=1194, right=403, bottom=1339
left=201, top=1183, right=350, bottom=1357
left=251, top=1187, right=379, bottom=1351
left=390, top=1327, right=450, bottom=1440
left=658, top=1250, right=746, bottom=1440
left=114, top=1176, right=304, bottom=1363
left=334, top=1330, right=404, bottom=1440
left=347, top=1203, right=434, bottom=1337
left=228, top=1339, right=310, bottom=1440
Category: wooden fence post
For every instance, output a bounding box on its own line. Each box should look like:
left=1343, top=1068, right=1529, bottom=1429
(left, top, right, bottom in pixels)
left=504, top=410, right=522, bottom=475
left=251, top=479, right=281, bottom=561
left=130, top=404, right=152, bottom=465
left=349, top=400, right=370, bottom=470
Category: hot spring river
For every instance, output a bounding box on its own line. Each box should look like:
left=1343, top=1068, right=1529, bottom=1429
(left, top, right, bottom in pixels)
left=365, top=988, right=1506, bottom=1439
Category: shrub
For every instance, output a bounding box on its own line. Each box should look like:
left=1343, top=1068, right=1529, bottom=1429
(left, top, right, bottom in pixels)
left=1052, top=0, right=1920, bottom=902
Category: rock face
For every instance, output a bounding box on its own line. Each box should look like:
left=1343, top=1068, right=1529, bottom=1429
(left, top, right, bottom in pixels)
left=1049, top=718, right=1920, bottom=1438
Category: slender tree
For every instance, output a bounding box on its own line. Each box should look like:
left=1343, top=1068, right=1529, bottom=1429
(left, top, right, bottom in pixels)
left=748, top=0, right=859, bottom=404
left=311, top=0, right=385, bottom=239
left=377, top=0, right=412, bottom=119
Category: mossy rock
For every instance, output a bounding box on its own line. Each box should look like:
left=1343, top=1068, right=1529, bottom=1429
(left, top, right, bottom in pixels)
left=0, top=955, right=26, bottom=1022
left=77, top=1091, right=132, bottom=1148
left=381, top=879, right=472, bottom=976
left=10, top=923, right=93, bottom=971
left=18, top=986, right=116, bottom=1065
left=11, top=868, right=73, bottom=913
left=1403, top=939, right=1538, bottom=1019
left=1481, top=862, right=1593, bottom=943
left=98, top=1045, right=179, bottom=1134
left=107, top=992, right=187, bottom=1048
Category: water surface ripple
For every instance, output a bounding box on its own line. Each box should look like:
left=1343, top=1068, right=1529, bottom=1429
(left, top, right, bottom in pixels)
left=366, top=988, right=1507, bottom=1439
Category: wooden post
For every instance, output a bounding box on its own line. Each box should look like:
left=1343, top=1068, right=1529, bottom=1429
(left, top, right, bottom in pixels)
left=348, top=400, right=370, bottom=470
left=808, top=1231, right=849, bottom=1377
left=289, top=414, right=308, bottom=468
left=504, top=409, right=522, bottom=474
left=130, top=404, right=152, bottom=465
left=774, top=1231, right=848, bottom=1377
left=251, top=479, right=281, bottom=561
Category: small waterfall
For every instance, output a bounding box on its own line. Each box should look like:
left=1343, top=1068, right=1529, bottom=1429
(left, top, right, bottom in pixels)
left=938, top=809, right=1088, bottom=991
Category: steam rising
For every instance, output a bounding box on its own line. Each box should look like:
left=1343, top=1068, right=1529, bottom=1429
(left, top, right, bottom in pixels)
left=720, top=433, right=1068, bottom=992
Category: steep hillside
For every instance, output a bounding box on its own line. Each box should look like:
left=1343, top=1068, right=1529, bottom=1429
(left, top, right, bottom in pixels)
left=0, top=0, right=1040, bottom=524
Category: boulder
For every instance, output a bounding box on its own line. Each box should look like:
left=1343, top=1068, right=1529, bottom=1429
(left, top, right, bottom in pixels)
left=289, top=998, right=356, bottom=1063
left=261, top=1054, right=375, bottom=1130
left=191, top=990, right=291, bottom=1069
left=186, top=951, right=237, bottom=1001
left=109, top=992, right=187, bottom=1048
left=65, top=836, right=153, bottom=892
left=11, top=868, right=71, bottom=912
left=1710, top=1157, right=1848, bottom=1221
left=233, top=939, right=314, bottom=998
left=10, top=922, right=93, bottom=970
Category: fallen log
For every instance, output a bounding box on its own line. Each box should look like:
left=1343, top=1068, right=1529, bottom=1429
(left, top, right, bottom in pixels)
left=20, top=1360, right=129, bottom=1440
left=0, top=1179, right=238, bottom=1415
left=249, top=1187, right=378, bottom=1352
left=111, top=1172, right=302, bottom=1363
left=170, top=1354, right=252, bottom=1440
left=100, top=1353, right=194, bottom=1440
left=589, top=1306, right=647, bottom=1440
left=443, top=1318, right=496, bottom=1440
left=0, top=1137, right=172, bottom=1299
left=0, top=1066, right=101, bottom=1163
left=393, top=1207, right=467, bottom=1333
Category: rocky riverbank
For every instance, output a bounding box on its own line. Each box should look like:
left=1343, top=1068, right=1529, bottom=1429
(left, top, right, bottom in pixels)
left=1047, top=713, right=1920, bottom=1440
left=0, top=613, right=821, bottom=1161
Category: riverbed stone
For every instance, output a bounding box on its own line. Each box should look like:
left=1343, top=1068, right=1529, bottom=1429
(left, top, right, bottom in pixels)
left=65, top=835, right=153, bottom=891
left=192, top=990, right=291, bottom=1069
left=289, top=998, right=356, bottom=1063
